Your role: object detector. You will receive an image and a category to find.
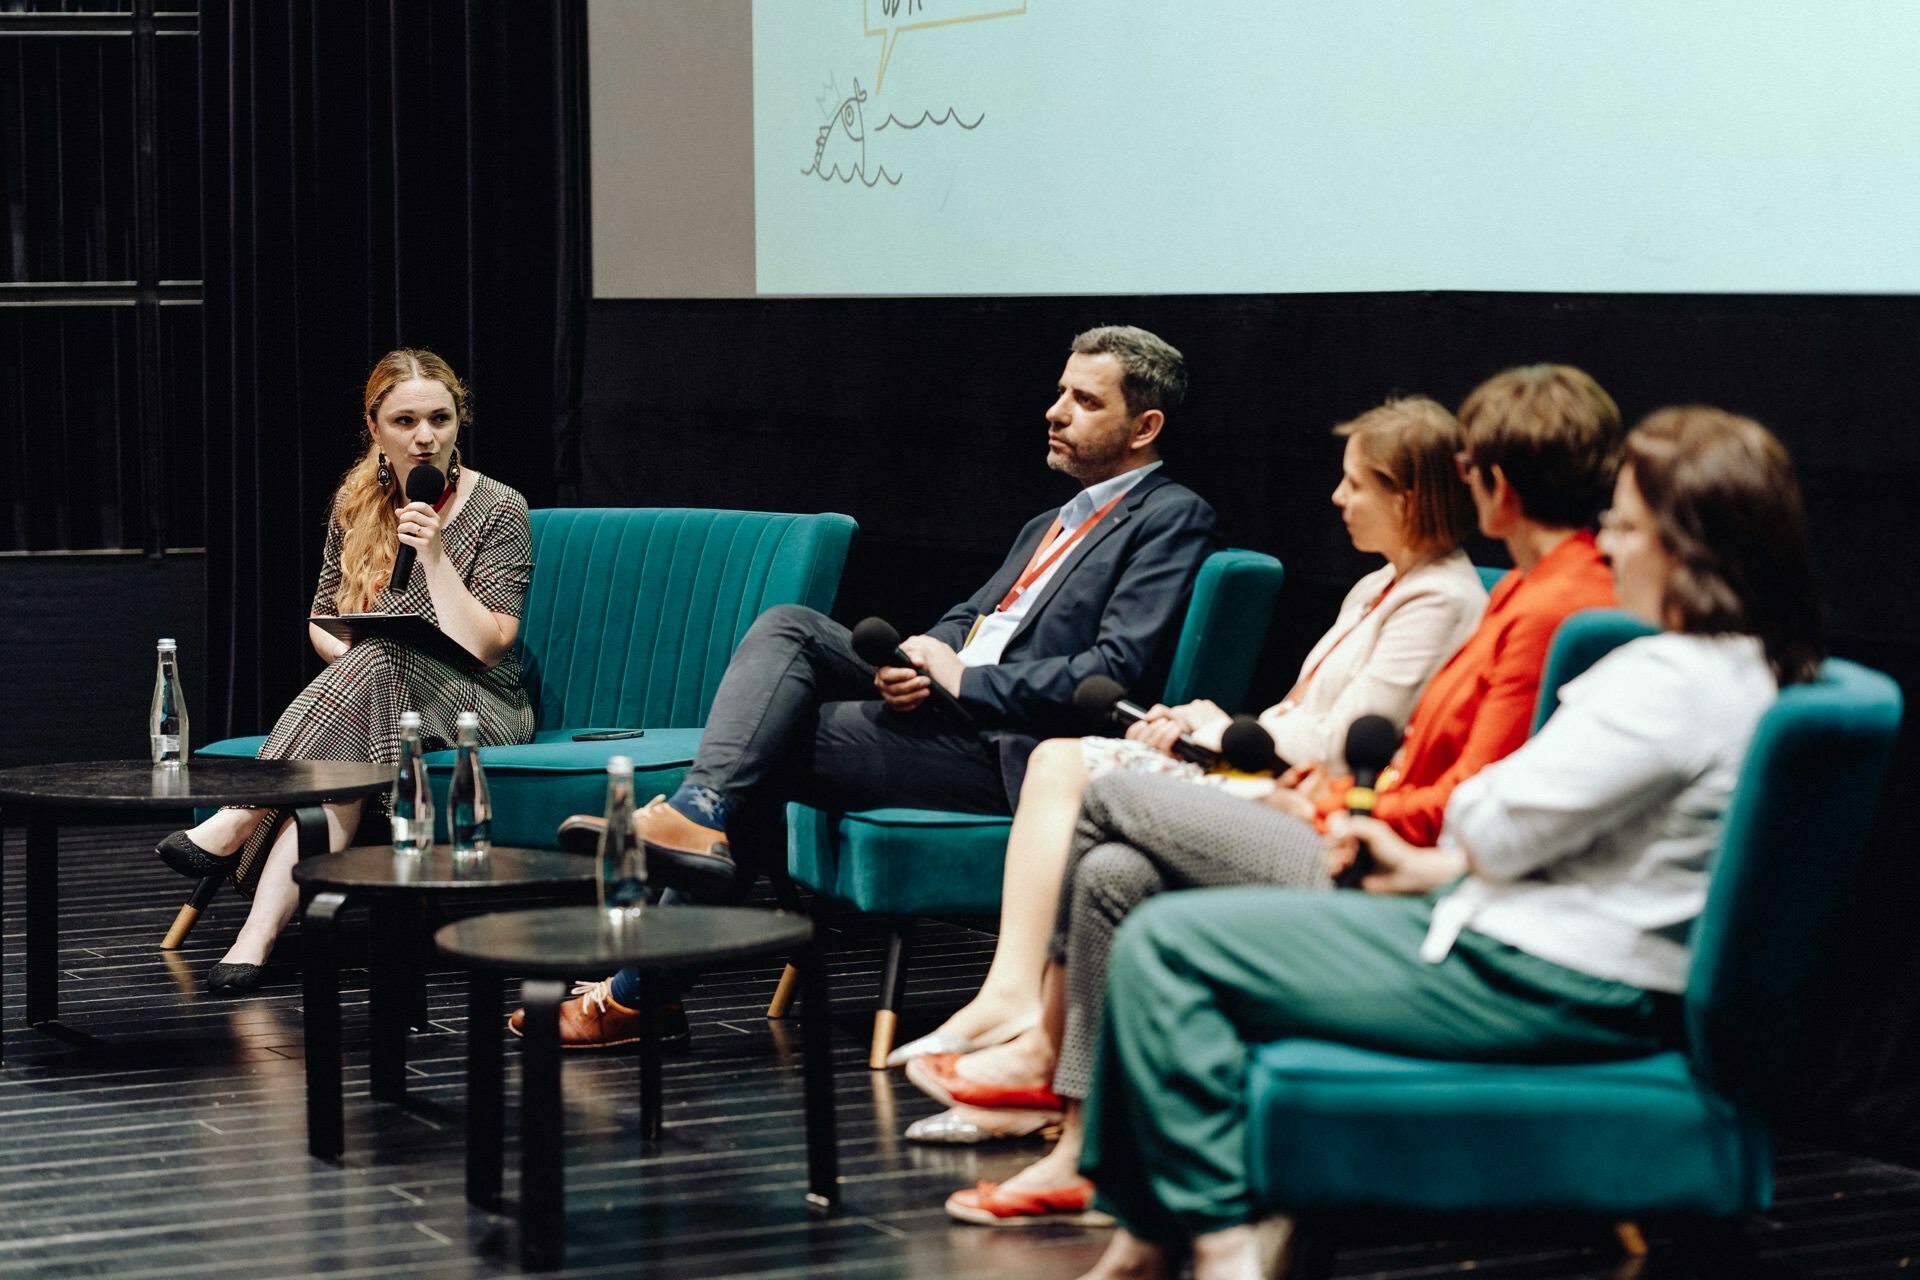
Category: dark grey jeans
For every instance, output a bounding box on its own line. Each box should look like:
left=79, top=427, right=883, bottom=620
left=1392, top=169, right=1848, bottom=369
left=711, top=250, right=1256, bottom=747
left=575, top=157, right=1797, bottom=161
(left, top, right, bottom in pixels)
left=684, top=603, right=1009, bottom=830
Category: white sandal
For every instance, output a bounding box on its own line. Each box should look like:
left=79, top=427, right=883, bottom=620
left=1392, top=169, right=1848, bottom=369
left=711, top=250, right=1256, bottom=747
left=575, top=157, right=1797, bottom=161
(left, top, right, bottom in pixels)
left=905, top=1104, right=1063, bottom=1145
left=884, top=1008, right=1039, bottom=1068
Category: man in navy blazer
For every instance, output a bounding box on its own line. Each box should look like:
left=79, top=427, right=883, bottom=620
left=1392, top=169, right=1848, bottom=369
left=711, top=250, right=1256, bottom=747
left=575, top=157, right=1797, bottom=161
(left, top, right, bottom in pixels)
left=557, top=325, right=1219, bottom=899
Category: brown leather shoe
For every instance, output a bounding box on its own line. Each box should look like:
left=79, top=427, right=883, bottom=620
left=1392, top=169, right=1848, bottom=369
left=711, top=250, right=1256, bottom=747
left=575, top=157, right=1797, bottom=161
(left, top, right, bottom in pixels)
left=555, top=801, right=735, bottom=893
left=634, top=799, right=736, bottom=893
left=508, top=978, right=692, bottom=1051
left=554, top=813, right=608, bottom=857
left=509, top=978, right=641, bottom=1049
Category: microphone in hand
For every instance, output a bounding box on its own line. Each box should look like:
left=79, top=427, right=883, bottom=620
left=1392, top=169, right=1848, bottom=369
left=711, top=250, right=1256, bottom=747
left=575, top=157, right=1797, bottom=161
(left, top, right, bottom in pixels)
left=1072, top=675, right=1220, bottom=768
left=852, top=616, right=973, bottom=724
left=389, top=463, right=447, bottom=592
left=1219, top=715, right=1289, bottom=775
left=1334, top=713, right=1400, bottom=889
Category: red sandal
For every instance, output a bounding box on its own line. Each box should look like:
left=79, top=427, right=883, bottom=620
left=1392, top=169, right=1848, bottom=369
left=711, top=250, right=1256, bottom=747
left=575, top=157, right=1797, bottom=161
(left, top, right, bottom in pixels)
left=944, top=1177, right=1114, bottom=1227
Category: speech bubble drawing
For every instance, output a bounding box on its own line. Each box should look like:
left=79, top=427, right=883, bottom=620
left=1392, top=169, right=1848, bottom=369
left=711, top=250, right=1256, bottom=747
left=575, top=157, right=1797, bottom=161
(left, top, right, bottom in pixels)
left=864, top=0, right=1027, bottom=93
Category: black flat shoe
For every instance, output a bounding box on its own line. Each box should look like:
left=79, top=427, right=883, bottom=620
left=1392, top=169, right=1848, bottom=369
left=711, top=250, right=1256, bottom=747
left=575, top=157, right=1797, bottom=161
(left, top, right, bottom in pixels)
left=205, top=962, right=264, bottom=996
left=156, top=830, right=239, bottom=880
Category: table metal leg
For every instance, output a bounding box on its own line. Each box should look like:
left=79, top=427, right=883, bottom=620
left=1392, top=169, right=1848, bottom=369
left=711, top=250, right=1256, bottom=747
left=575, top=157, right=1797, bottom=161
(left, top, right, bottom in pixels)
left=465, top=971, right=504, bottom=1208
left=409, top=898, right=431, bottom=1031
left=520, top=978, right=566, bottom=1270
left=367, top=898, right=410, bottom=1105
left=303, top=891, right=349, bottom=1160
left=796, top=942, right=840, bottom=1210
left=639, top=972, right=663, bottom=1140
left=25, top=809, right=57, bottom=1027
left=291, top=804, right=329, bottom=860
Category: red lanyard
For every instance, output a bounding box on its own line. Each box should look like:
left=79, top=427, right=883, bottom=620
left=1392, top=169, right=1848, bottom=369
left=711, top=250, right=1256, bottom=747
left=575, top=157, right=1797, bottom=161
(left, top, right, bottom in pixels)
left=997, top=491, right=1127, bottom=612
left=1287, top=577, right=1396, bottom=699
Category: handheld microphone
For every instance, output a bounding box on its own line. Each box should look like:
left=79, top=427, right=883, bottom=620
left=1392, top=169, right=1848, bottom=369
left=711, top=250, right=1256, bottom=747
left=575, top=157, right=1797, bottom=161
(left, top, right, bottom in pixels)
left=1071, top=675, right=1219, bottom=767
left=389, top=463, right=447, bottom=591
left=851, top=617, right=975, bottom=725
left=1334, top=713, right=1400, bottom=889
left=1219, top=715, right=1289, bottom=775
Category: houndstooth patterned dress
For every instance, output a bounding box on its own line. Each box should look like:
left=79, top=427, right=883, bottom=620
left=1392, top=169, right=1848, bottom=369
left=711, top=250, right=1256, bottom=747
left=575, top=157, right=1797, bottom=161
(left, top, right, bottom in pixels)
left=256, top=472, right=535, bottom=777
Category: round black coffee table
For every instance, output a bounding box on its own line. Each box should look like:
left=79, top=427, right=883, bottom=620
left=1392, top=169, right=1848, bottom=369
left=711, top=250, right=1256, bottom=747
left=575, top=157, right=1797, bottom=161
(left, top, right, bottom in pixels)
left=0, top=758, right=391, bottom=1051
left=291, top=845, right=596, bottom=1160
left=436, top=905, right=837, bottom=1270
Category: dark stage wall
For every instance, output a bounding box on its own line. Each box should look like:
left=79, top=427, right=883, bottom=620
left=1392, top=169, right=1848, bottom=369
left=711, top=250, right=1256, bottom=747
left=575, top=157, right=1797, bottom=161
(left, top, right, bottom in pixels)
left=578, top=289, right=1920, bottom=1158
left=0, top=553, right=206, bottom=771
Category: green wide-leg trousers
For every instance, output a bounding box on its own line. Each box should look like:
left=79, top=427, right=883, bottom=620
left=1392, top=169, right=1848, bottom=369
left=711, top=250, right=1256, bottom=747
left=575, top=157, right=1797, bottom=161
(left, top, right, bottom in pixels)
left=1079, top=886, right=1679, bottom=1243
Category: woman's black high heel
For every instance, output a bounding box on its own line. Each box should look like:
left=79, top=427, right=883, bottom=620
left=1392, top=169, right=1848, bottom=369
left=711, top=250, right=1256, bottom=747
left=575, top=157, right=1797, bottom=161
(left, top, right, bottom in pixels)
left=155, top=830, right=238, bottom=879
left=205, top=963, right=264, bottom=996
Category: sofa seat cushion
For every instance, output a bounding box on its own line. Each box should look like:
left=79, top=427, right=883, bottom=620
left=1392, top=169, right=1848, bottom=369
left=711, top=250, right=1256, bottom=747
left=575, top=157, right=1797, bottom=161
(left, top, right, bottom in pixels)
left=788, top=804, right=1011, bottom=916
left=1246, top=1040, right=1772, bottom=1217
left=197, top=729, right=701, bottom=851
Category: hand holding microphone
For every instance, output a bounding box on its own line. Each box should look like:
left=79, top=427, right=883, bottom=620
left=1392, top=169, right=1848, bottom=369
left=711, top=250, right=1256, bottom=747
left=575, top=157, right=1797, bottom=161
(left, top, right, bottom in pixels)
left=390, top=463, right=447, bottom=591
left=1330, top=714, right=1400, bottom=889
left=852, top=617, right=974, bottom=724
left=1073, top=676, right=1224, bottom=767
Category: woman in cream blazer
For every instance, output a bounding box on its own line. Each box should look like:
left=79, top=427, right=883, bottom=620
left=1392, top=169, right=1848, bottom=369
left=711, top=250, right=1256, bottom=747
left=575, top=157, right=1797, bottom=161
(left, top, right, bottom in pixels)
left=887, top=396, right=1487, bottom=1088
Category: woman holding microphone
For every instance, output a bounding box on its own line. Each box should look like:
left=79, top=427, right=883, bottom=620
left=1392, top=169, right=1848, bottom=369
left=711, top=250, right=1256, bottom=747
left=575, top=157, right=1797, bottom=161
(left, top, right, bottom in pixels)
left=154, top=349, right=535, bottom=994
left=1069, top=407, right=1823, bottom=1280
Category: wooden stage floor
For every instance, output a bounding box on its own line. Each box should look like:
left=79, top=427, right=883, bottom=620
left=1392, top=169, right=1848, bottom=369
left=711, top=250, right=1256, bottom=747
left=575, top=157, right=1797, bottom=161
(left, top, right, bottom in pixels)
left=1, top=821, right=1916, bottom=1278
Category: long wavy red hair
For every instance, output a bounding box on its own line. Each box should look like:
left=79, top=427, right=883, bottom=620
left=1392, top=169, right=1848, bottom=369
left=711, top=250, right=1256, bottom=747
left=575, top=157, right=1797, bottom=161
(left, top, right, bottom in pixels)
left=332, top=349, right=471, bottom=611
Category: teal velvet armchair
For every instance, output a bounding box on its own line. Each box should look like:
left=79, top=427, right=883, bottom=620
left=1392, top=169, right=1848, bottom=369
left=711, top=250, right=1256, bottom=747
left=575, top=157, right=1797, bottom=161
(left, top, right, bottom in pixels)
left=1244, top=629, right=1903, bottom=1275
left=186, top=508, right=856, bottom=940
left=775, top=548, right=1286, bottom=1067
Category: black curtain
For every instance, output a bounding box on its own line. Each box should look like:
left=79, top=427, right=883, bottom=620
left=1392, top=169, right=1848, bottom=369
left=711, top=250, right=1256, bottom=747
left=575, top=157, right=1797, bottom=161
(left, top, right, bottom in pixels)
left=199, top=0, right=589, bottom=739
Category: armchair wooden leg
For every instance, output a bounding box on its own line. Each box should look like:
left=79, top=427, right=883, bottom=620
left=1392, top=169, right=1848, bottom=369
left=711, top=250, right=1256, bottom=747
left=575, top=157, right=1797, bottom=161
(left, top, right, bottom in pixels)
left=868, top=921, right=915, bottom=1070
left=767, top=964, right=800, bottom=1018
left=161, top=872, right=224, bottom=950
left=771, top=887, right=832, bottom=1019
left=1614, top=1221, right=1649, bottom=1256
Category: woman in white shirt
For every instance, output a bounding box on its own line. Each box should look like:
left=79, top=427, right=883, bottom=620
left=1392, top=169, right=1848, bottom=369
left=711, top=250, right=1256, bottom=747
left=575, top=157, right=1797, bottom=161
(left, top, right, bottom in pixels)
left=889, top=398, right=1486, bottom=1072
left=1065, top=406, right=1823, bottom=1280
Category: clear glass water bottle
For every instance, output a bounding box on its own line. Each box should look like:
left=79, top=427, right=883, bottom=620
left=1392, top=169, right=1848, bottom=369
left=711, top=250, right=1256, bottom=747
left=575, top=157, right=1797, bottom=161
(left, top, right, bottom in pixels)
left=448, top=710, right=492, bottom=856
left=390, top=710, right=434, bottom=855
left=149, top=638, right=189, bottom=767
left=597, top=756, right=647, bottom=921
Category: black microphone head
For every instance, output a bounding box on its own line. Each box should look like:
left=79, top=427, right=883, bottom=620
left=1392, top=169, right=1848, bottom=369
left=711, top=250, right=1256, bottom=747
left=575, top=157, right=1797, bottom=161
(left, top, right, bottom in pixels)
left=1344, top=714, right=1400, bottom=781
left=404, top=462, right=446, bottom=505
left=1072, top=675, right=1129, bottom=726
left=850, top=616, right=903, bottom=666
left=1220, top=716, right=1278, bottom=774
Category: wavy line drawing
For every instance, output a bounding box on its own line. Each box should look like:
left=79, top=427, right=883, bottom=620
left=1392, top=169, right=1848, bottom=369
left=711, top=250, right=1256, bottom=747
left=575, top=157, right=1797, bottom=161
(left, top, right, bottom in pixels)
left=801, top=162, right=904, bottom=187
left=803, top=78, right=904, bottom=185
left=875, top=107, right=984, bottom=131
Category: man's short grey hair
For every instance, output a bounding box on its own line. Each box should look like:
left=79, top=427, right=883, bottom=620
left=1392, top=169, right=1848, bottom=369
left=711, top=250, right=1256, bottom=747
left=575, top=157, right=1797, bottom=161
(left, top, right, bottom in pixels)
left=1070, top=325, right=1188, bottom=417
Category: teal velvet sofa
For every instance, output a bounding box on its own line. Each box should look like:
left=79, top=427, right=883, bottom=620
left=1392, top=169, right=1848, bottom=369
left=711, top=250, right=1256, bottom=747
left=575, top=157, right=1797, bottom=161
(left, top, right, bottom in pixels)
left=198, top=507, right=858, bottom=853
left=778, top=548, right=1286, bottom=1067
left=1245, top=621, right=1904, bottom=1274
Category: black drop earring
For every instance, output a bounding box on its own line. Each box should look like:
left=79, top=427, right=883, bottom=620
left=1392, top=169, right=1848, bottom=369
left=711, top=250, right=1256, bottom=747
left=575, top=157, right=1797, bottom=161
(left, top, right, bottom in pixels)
left=446, top=445, right=462, bottom=491
left=376, top=452, right=393, bottom=489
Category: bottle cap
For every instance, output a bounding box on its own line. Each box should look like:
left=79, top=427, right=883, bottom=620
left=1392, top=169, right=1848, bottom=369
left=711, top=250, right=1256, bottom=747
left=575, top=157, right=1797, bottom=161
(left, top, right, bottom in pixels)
left=157, top=638, right=177, bottom=651
left=456, top=710, right=480, bottom=729
left=398, top=710, right=422, bottom=728
left=607, top=755, right=633, bottom=775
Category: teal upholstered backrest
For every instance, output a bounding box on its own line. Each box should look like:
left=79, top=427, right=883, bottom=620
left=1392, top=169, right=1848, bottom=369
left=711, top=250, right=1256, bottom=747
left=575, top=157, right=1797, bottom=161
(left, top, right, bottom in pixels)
left=1475, top=563, right=1508, bottom=594
left=1532, top=610, right=1659, bottom=733
left=1161, top=549, right=1286, bottom=707
left=1685, top=658, right=1902, bottom=1112
left=517, top=508, right=857, bottom=731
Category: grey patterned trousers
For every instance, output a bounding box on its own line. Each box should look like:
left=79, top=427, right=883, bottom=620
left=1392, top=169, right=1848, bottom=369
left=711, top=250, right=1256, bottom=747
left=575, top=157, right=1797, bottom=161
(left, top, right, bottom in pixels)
left=1046, top=770, right=1331, bottom=1099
